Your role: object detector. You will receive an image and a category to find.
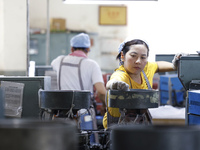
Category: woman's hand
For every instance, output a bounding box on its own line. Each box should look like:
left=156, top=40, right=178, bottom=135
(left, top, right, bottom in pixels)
left=106, top=79, right=129, bottom=91
left=172, top=52, right=189, bottom=69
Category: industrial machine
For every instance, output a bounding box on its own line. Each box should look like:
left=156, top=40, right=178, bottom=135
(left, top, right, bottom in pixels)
left=38, top=89, right=159, bottom=150
left=111, top=125, right=200, bottom=150
left=0, top=88, right=4, bottom=118
left=178, top=54, right=200, bottom=91
left=107, top=89, right=159, bottom=127
left=39, top=90, right=91, bottom=120
left=35, top=65, right=53, bottom=76
left=0, top=76, right=51, bottom=118
left=0, top=86, right=167, bottom=149
left=39, top=90, right=109, bottom=150
left=0, top=119, right=77, bottom=150
left=178, top=53, right=200, bottom=125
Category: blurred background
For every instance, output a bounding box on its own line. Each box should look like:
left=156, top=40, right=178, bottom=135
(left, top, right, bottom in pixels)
left=1, top=0, right=200, bottom=75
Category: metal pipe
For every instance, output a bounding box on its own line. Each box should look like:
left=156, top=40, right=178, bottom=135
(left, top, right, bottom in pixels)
left=26, top=0, right=30, bottom=76
left=46, top=0, right=50, bottom=65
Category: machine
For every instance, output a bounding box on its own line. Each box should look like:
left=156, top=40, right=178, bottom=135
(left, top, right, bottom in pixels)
left=178, top=54, right=200, bottom=91
left=38, top=89, right=159, bottom=150
left=39, top=90, right=109, bottom=150
left=107, top=89, right=159, bottom=127
left=111, top=125, right=200, bottom=150
left=178, top=53, right=200, bottom=125
left=0, top=119, right=77, bottom=150
left=39, top=90, right=91, bottom=120
left=0, top=76, right=51, bottom=118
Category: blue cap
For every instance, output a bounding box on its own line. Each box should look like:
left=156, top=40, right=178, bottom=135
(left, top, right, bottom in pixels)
left=70, top=33, right=91, bottom=48
left=118, top=41, right=126, bottom=53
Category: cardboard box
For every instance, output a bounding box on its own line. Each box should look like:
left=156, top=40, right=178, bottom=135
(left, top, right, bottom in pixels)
left=50, top=18, right=66, bottom=32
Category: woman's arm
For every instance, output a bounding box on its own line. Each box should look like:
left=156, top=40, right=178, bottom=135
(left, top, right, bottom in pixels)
left=157, top=53, right=190, bottom=73
left=156, top=61, right=175, bottom=73
left=94, top=82, right=106, bottom=106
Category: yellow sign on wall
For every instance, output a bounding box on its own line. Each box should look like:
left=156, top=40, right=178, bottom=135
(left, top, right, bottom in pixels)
left=99, top=6, right=127, bottom=25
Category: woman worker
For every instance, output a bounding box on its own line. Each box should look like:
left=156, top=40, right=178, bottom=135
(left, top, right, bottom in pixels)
left=103, top=39, right=185, bottom=129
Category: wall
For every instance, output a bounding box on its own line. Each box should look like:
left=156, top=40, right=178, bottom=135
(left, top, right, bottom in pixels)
left=29, top=1, right=127, bottom=38
left=29, top=0, right=128, bottom=72
left=0, top=0, right=4, bottom=70
left=127, top=0, right=200, bottom=61
left=0, top=0, right=27, bottom=75
left=30, top=0, right=200, bottom=67
left=1, top=0, right=200, bottom=75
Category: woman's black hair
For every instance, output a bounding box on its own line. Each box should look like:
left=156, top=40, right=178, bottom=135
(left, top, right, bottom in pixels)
left=116, top=39, right=149, bottom=65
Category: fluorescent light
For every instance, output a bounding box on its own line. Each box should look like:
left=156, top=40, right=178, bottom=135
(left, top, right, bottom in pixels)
left=63, top=0, right=157, bottom=4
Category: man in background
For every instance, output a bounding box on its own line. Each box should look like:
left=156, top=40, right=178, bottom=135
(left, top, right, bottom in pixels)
left=51, top=33, right=106, bottom=143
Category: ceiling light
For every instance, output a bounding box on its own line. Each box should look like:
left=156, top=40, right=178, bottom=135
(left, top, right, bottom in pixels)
left=63, top=0, right=157, bottom=4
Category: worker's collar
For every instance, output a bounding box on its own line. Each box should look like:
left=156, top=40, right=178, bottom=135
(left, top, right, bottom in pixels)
left=69, top=50, right=87, bottom=58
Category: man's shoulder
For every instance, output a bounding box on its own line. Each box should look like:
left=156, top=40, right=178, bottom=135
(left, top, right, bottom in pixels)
left=53, top=55, right=65, bottom=61
left=84, top=58, right=98, bottom=65
left=51, top=55, right=66, bottom=66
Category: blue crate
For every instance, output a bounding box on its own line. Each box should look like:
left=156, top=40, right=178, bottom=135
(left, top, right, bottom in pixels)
left=175, top=91, right=184, bottom=104
left=160, top=90, right=170, bottom=105
left=188, top=90, right=200, bottom=115
left=160, top=74, right=185, bottom=106
left=160, top=90, right=184, bottom=105
left=160, top=74, right=184, bottom=91
left=188, top=114, right=200, bottom=125
left=160, top=90, right=175, bottom=105
left=171, top=77, right=184, bottom=90
left=160, top=76, right=169, bottom=91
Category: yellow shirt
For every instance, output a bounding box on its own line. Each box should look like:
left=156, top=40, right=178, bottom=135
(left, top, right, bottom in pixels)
left=103, top=62, right=158, bottom=129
